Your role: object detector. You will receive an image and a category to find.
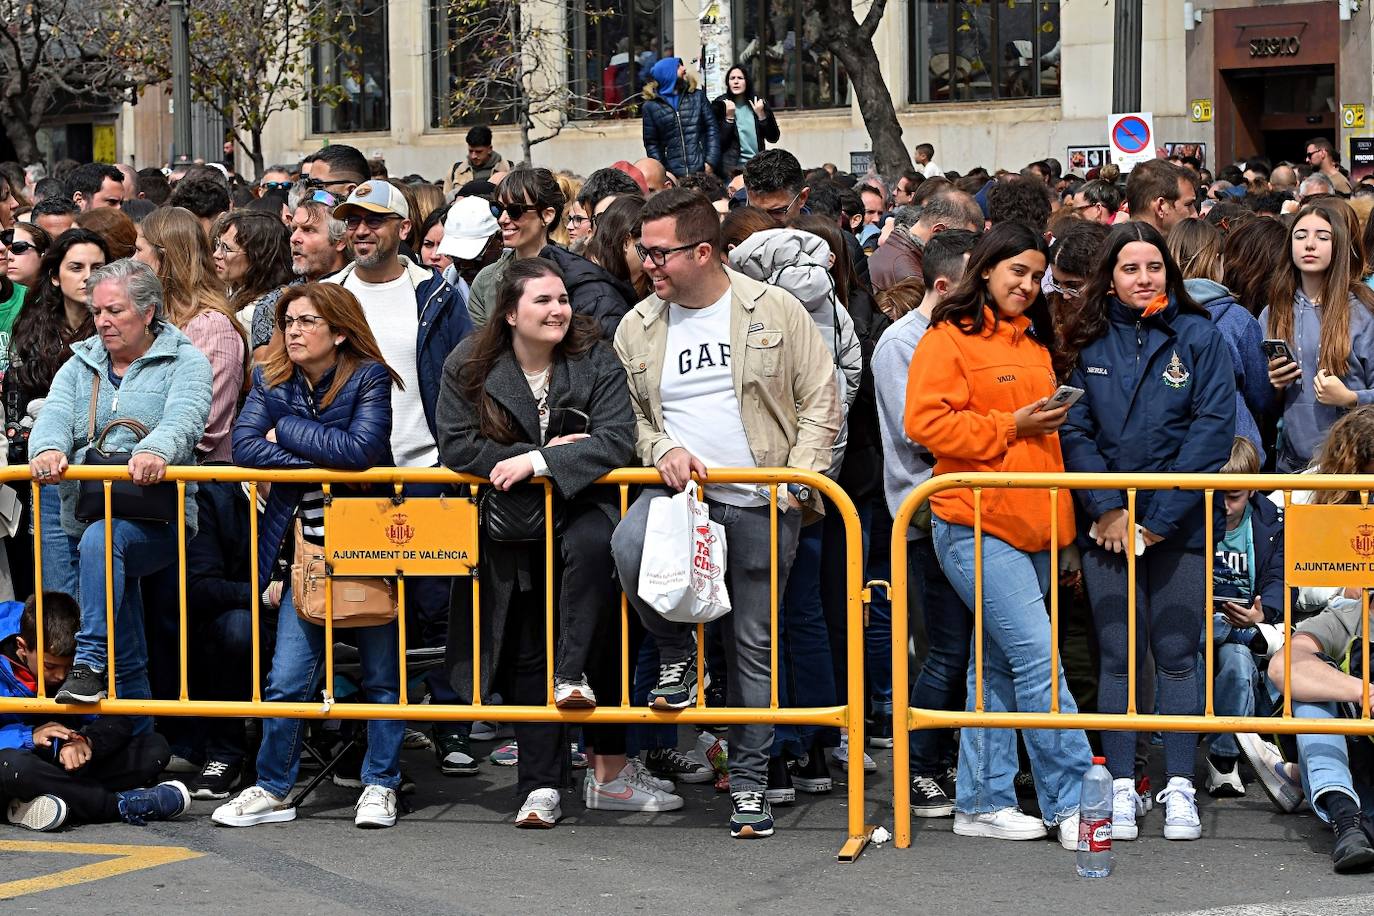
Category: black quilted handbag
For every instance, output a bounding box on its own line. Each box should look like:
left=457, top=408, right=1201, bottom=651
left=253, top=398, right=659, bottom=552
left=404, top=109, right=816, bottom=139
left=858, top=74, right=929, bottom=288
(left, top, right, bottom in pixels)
left=478, top=483, right=563, bottom=544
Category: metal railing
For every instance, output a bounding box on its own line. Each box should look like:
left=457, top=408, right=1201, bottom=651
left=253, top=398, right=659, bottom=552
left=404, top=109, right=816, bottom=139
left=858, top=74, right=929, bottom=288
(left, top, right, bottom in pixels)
left=889, top=472, right=1374, bottom=849
left=0, top=465, right=875, bottom=861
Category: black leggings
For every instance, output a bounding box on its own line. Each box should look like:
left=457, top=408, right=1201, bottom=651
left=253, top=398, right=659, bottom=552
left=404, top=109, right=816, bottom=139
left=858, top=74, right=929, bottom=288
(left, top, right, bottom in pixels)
left=0, top=733, right=169, bottom=824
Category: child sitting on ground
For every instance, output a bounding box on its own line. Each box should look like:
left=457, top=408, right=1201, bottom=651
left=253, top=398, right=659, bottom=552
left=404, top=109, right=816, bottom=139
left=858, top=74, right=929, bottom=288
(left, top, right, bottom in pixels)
left=0, top=592, right=190, bottom=831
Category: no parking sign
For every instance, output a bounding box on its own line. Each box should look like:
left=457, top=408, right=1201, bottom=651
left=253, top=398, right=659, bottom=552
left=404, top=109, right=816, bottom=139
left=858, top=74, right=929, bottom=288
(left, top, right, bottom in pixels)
left=1108, top=112, right=1156, bottom=169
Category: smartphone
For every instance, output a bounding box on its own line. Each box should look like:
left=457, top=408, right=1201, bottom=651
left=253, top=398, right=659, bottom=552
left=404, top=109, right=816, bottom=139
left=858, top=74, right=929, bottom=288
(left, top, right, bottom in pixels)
left=1040, top=385, right=1084, bottom=411
left=1261, top=339, right=1294, bottom=364
left=1212, top=594, right=1247, bottom=608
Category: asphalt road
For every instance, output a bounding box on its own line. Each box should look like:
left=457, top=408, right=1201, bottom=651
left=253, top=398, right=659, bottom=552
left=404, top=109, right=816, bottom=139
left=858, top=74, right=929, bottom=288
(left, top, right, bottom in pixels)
left=3, top=734, right=1373, bottom=915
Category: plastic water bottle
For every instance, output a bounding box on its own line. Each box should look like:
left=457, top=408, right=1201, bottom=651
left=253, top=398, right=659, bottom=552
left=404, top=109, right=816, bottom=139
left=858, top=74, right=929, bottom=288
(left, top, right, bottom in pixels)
left=1076, top=756, right=1114, bottom=878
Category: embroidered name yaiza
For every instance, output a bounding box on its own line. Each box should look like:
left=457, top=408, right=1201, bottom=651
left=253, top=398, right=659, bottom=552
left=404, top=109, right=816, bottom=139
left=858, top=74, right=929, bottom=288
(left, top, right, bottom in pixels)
left=1086, top=366, right=1110, bottom=376
left=997, top=374, right=1016, bottom=383
left=1161, top=350, right=1191, bottom=389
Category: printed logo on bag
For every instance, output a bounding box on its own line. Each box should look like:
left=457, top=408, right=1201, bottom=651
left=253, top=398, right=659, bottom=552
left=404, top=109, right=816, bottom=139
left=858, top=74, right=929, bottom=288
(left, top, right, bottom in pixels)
left=386, top=512, right=415, bottom=546
left=1351, top=524, right=1374, bottom=558
left=693, top=525, right=723, bottom=580
left=1161, top=350, right=1190, bottom=389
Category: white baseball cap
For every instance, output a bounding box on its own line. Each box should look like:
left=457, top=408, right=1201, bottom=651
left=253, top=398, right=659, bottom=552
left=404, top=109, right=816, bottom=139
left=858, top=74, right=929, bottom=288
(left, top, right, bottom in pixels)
left=334, top=180, right=410, bottom=221
left=439, top=196, right=500, bottom=260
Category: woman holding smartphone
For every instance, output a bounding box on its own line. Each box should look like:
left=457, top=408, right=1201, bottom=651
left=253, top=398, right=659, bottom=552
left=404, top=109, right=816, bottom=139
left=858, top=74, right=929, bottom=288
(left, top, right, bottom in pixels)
left=905, top=222, right=1092, bottom=848
left=1261, top=198, right=1374, bottom=472
left=1059, top=221, right=1236, bottom=843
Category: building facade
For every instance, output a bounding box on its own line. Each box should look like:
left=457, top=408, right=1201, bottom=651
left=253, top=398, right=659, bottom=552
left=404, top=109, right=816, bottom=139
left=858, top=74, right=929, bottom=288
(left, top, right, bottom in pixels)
left=110, top=1, right=1372, bottom=179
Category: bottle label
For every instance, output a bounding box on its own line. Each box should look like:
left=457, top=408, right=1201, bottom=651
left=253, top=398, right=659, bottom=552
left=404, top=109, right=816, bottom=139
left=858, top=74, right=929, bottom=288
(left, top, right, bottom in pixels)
left=1078, top=817, right=1112, bottom=853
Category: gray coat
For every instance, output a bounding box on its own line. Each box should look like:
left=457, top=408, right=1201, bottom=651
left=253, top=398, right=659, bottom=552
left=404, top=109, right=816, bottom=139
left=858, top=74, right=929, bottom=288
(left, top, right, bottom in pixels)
left=436, top=338, right=635, bottom=704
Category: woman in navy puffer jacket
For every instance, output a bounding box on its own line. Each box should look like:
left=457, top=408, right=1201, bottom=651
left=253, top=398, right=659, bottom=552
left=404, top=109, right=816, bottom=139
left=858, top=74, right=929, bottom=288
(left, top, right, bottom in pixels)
left=217, top=282, right=407, bottom=831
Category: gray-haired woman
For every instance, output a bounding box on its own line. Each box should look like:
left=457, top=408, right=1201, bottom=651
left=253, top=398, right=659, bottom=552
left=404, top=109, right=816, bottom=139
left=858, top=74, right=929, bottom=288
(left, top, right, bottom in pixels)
left=27, top=258, right=212, bottom=718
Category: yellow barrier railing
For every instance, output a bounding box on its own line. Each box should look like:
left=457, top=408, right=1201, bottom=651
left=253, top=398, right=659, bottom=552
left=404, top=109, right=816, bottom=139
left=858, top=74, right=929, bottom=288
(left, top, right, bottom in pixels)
left=890, top=472, right=1374, bottom=849
left=0, top=465, right=874, bottom=861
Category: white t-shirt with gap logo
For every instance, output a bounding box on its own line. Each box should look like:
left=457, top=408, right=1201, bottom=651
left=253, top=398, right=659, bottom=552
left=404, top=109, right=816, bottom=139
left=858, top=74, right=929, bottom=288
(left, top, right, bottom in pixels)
left=660, top=290, right=762, bottom=507
left=344, top=270, right=439, bottom=468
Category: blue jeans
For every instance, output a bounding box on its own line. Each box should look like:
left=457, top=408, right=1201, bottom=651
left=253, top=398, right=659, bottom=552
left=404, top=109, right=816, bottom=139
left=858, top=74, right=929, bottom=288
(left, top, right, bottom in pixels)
left=908, top=535, right=972, bottom=775
left=773, top=522, right=839, bottom=757
left=864, top=500, right=893, bottom=714
left=255, top=588, right=403, bottom=799
left=933, top=518, right=1091, bottom=823
left=1207, top=616, right=1260, bottom=759
left=1291, top=697, right=1368, bottom=822
left=38, top=485, right=79, bottom=599
left=74, top=518, right=178, bottom=733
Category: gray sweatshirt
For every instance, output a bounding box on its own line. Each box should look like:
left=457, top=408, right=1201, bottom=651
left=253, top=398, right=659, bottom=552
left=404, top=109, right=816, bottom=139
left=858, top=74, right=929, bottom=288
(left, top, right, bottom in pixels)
left=872, top=307, right=933, bottom=538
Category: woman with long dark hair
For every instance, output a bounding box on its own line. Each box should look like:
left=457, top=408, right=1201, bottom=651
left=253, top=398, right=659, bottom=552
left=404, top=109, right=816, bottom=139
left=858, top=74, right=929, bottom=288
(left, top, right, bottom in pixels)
left=905, top=221, right=1092, bottom=848
left=436, top=257, right=670, bottom=828
left=215, top=282, right=404, bottom=830
left=1060, top=220, right=1236, bottom=843
left=712, top=65, right=780, bottom=174
left=582, top=196, right=648, bottom=299
left=212, top=210, right=293, bottom=352
left=1260, top=198, right=1374, bottom=472
left=5, top=229, right=109, bottom=597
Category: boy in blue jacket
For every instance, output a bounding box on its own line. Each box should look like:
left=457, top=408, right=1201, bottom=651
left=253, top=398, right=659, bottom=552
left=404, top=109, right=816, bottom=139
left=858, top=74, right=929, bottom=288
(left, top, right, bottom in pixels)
left=1, top=594, right=189, bottom=830
left=1206, top=438, right=1286, bottom=797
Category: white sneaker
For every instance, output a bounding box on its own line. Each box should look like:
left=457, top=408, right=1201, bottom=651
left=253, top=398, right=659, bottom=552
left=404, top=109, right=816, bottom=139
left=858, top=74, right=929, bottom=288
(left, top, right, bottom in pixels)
left=1158, top=776, right=1202, bottom=840
left=554, top=677, right=597, bottom=709
left=626, top=756, right=675, bottom=793
left=1251, top=622, right=1285, bottom=659
left=953, top=808, right=1047, bottom=840
left=831, top=734, right=877, bottom=773
left=1236, top=732, right=1304, bottom=813
left=516, top=788, right=562, bottom=828
left=1205, top=755, right=1245, bottom=798
left=585, top=765, right=685, bottom=812
left=1055, top=812, right=1080, bottom=851
left=6, top=795, right=67, bottom=832
left=354, top=785, right=398, bottom=829
left=1111, top=778, right=1139, bottom=840
left=211, top=785, right=295, bottom=827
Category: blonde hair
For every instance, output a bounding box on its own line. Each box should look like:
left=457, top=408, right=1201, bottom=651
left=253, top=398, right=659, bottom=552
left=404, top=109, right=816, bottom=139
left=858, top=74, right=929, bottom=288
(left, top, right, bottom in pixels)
left=1221, top=436, right=1260, bottom=476
left=140, top=206, right=243, bottom=341
left=550, top=174, right=583, bottom=247
left=1167, top=218, right=1223, bottom=283
left=1312, top=405, right=1374, bottom=504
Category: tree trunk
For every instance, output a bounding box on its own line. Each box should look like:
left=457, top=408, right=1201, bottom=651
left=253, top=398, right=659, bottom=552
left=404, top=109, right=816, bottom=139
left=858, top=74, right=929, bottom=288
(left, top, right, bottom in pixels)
left=249, top=127, right=266, bottom=181
left=818, top=5, right=912, bottom=181
left=0, top=103, right=43, bottom=166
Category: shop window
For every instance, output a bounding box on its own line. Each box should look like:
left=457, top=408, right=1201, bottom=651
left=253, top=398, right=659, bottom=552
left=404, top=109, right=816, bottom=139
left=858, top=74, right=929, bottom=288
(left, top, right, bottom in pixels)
left=909, top=1, right=1060, bottom=103
left=732, top=0, right=850, bottom=111
left=430, top=0, right=518, bottom=128
left=566, top=1, right=672, bottom=120
left=312, top=0, right=391, bottom=134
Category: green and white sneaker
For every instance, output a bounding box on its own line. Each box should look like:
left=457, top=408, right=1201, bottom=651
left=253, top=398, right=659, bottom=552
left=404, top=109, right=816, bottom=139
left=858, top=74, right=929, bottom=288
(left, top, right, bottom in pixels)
left=729, top=790, right=775, bottom=838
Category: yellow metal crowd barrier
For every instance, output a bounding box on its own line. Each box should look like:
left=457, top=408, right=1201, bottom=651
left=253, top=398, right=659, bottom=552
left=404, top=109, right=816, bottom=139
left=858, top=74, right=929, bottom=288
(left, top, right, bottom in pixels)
left=889, top=472, right=1374, bottom=850
left=0, top=465, right=875, bottom=861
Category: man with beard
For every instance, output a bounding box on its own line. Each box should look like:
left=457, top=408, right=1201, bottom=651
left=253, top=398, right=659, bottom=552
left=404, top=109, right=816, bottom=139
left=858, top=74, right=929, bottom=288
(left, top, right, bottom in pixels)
left=289, top=198, right=349, bottom=282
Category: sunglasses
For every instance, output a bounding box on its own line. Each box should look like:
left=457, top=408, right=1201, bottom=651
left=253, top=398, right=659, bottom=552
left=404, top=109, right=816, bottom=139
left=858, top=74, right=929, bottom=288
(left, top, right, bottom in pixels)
left=491, top=201, right=540, bottom=221
left=261, top=181, right=293, bottom=192
left=343, top=213, right=400, bottom=230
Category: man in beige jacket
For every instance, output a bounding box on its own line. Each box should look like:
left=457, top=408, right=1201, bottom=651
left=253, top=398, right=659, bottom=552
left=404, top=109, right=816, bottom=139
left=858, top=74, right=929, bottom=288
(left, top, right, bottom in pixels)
left=610, top=188, right=840, bottom=840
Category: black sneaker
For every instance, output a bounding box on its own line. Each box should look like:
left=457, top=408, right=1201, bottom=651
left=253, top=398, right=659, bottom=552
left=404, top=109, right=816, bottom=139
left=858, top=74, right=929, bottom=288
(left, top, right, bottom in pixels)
left=766, top=755, right=795, bottom=806
left=117, top=781, right=190, bottom=825
left=911, top=774, right=955, bottom=818
left=189, top=758, right=242, bottom=800
left=648, top=659, right=704, bottom=710
left=729, top=790, right=775, bottom=838
left=645, top=748, right=713, bottom=784
left=434, top=732, right=480, bottom=777
left=868, top=711, right=894, bottom=749
left=1332, top=813, right=1374, bottom=873
left=330, top=741, right=366, bottom=788
left=54, top=664, right=107, bottom=704
left=788, top=748, right=833, bottom=794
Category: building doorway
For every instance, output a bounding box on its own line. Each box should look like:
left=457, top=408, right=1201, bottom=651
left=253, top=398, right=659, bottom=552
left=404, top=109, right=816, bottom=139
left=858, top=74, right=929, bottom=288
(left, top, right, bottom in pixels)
left=1221, top=65, right=1336, bottom=165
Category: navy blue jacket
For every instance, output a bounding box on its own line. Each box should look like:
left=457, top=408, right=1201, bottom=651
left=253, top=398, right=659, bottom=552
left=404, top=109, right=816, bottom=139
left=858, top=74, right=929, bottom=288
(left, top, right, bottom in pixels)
left=232, top=361, right=395, bottom=587
left=1246, top=494, right=1285, bottom=622
left=325, top=261, right=471, bottom=440
left=1060, top=297, right=1237, bottom=551
left=642, top=90, right=721, bottom=177
left=186, top=478, right=253, bottom=621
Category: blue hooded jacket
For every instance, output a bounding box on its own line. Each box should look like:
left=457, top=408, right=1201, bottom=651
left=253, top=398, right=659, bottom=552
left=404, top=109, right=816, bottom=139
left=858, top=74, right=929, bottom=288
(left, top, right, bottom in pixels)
left=650, top=57, right=681, bottom=109
left=641, top=59, right=720, bottom=176
left=1060, top=296, right=1237, bottom=551
left=1184, top=278, right=1272, bottom=462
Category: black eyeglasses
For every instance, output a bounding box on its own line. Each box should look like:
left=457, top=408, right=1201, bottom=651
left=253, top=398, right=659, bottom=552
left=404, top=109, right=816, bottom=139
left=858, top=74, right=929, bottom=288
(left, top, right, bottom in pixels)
left=635, top=240, right=709, bottom=267
left=303, top=177, right=355, bottom=191
left=491, top=201, right=539, bottom=221
left=342, top=213, right=401, bottom=230
left=567, top=213, right=592, bottom=227
left=750, top=189, right=803, bottom=218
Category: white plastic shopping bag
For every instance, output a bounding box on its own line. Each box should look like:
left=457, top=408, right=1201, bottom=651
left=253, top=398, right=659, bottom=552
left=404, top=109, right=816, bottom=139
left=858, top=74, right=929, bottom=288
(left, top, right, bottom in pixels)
left=637, top=482, right=732, bottom=623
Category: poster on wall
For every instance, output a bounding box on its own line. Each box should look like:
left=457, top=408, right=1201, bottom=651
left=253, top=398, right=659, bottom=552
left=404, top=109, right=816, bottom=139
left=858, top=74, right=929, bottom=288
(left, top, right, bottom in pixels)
left=1352, top=138, right=1374, bottom=184
left=699, top=1, right=732, bottom=101
left=1164, top=142, right=1208, bottom=169
left=1067, top=146, right=1111, bottom=172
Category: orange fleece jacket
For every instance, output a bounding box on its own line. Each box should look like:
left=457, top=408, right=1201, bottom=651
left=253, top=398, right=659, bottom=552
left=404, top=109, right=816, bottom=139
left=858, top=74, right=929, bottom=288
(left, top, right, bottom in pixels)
left=903, top=308, right=1074, bottom=553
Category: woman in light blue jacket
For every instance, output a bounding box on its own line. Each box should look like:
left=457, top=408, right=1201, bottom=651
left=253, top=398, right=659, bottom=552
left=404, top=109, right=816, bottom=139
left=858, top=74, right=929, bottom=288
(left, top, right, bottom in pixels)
left=27, top=259, right=211, bottom=720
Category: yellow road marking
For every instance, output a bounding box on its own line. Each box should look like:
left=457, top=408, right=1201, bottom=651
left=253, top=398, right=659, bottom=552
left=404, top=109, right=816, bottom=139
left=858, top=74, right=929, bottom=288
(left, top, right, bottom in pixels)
left=0, top=840, right=203, bottom=900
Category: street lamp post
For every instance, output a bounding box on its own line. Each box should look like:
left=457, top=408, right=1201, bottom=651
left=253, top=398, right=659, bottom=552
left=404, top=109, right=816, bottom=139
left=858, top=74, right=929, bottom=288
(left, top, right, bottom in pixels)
left=169, top=0, right=193, bottom=161
left=1112, top=0, right=1143, bottom=113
